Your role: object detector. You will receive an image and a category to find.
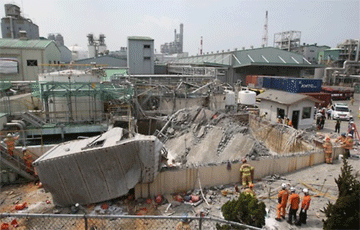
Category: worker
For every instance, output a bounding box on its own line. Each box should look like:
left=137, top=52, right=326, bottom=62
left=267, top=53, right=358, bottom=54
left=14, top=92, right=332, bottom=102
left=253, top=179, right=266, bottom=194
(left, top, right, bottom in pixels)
left=239, top=158, right=254, bottom=188
left=335, top=118, right=341, bottom=134
left=277, top=116, right=283, bottom=124
left=22, top=147, right=33, bottom=173
left=350, top=97, right=355, bottom=106
left=326, top=108, right=332, bottom=119
left=341, top=133, right=353, bottom=159
left=323, top=137, right=333, bottom=164
left=348, top=120, right=355, bottom=133
left=287, top=187, right=300, bottom=225
left=285, top=117, right=293, bottom=127
left=296, top=188, right=311, bottom=226
left=335, top=133, right=347, bottom=144
left=3, top=133, right=19, bottom=156
left=243, top=183, right=256, bottom=197
left=275, top=183, right=289, bottom=221
left=176, top=213, right=192, bottom=230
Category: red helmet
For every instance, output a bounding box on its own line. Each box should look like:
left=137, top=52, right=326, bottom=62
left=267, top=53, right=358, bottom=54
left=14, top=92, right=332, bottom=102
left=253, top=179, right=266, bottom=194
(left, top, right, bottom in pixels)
left=242, top=158, right=247, bottom=163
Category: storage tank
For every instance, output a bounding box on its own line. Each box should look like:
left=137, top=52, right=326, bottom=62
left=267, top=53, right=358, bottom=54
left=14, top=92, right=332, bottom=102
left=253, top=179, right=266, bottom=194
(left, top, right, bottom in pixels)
left=225, top=90, right=236, bottom=106
left=238, top=90, right=256, bottom=105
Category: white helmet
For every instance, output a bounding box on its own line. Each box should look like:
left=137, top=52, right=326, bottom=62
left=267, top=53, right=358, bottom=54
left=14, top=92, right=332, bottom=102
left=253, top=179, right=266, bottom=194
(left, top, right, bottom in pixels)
left=303, top=188, right=309, bottom=194
left=7, top=133, right=12, bottom=137
left=290, top=187, right=295, bottom=192
left=22, top=147, right=27, bottom=152
left=348, top=133, right=353, bottom=137
left=281, top=183, right=287, bottom=189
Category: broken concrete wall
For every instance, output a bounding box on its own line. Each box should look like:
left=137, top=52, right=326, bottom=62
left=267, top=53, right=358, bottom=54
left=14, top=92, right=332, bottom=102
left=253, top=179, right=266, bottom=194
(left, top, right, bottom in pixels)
left=249, top=115, right=312, bottom=154
left=135, top=150, right=324, bottom=198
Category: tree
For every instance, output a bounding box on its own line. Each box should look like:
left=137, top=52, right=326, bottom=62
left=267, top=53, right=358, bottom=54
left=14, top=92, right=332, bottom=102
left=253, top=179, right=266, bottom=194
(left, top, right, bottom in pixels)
left=322, top=158, right=360, bottom=229
left=217, top=193, right=266, bottom=229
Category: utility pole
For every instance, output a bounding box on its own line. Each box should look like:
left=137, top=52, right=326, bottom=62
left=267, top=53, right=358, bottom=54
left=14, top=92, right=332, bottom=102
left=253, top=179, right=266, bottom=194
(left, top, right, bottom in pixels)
left=262, top=11, right=268, bottom=47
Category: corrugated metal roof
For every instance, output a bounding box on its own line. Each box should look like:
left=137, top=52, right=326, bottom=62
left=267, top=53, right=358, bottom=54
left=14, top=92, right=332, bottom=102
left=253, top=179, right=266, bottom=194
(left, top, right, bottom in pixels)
left=257, top=89, right=321, bottom=105
left=128, top=36, right=154, bottom=41
left=0, top=38, right=54, bottom=49
left=104, top=68, right=129, bottom=79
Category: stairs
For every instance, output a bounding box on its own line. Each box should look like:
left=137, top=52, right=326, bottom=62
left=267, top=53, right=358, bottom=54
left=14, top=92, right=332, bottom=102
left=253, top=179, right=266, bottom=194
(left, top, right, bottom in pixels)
left=21, top=111, right=46, bottom=127
left=0, top=146, right=37, bottom=181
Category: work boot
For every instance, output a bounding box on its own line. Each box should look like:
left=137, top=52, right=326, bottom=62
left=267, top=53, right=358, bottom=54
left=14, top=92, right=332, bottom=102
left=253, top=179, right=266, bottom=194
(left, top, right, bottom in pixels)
left=281, top=215, right=286, bottom=219
left=287, top=220, right=293, bottom=225
left=275, top=218, right=281, bottom=221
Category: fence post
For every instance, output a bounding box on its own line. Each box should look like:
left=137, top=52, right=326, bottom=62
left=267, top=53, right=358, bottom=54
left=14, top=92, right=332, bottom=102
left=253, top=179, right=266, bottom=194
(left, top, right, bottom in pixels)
left=84, top=214, right=88, bottom=230
left=199, top=212, right=203, bottom=230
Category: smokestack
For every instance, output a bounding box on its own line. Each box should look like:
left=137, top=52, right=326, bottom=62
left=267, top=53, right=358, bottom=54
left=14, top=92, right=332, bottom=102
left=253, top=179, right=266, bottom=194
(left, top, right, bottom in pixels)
left=200, top=36, right=203, bottom=55
left=180, top=23, right=184, bottom=53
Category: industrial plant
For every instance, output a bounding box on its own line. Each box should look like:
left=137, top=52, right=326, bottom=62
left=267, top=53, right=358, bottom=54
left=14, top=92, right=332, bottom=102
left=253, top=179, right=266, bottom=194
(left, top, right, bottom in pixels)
left=0, top=2, right=359, bottom=230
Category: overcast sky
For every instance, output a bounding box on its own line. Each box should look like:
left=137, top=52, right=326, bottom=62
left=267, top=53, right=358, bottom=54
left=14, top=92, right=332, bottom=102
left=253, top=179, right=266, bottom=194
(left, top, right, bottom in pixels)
left=1, top=0, right=359, bottom=55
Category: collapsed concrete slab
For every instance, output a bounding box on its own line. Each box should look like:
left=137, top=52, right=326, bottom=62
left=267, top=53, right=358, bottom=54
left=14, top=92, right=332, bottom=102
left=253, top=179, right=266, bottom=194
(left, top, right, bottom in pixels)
left=33, top=128, right=163, bottom=206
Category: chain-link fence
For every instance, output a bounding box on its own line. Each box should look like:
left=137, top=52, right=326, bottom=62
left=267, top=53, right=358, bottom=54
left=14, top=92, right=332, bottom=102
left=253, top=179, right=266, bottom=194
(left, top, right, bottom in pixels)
left=0, top=213, right=262, bottom=230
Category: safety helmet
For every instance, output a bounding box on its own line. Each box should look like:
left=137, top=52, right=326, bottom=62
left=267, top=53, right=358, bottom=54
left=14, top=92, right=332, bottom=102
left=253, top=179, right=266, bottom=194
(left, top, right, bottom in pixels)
left=303, top=188, right=309, bottom=194
left=290, top=187, right=295, bottom=192
left=350, top=121, right=354, bottom=124
left=242, top=158, right=247, bottom=163
left=325, top=137, right=330, bottom=141
left=278, top=116, right=281, bottom=118
left=341, top=133, right=346, bottom=137
left=249, top=183, right=254, bottom=189
left=22, top=147, right=27, bottom=152
left=281, top=183, right=287, bottom=189
left=6, top=133, right=12, bottom=137
left=348, top=133, right=353, bottom=137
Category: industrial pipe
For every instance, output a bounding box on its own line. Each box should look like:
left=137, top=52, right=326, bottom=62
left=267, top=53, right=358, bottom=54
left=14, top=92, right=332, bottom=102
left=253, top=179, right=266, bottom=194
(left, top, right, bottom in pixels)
left=324, top=60, right=360, bottom=84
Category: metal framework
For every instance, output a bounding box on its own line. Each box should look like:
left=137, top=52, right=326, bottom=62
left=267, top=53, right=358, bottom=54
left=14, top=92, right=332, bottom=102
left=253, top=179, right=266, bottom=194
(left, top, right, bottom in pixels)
left=273, top=31, right=301, bottom=51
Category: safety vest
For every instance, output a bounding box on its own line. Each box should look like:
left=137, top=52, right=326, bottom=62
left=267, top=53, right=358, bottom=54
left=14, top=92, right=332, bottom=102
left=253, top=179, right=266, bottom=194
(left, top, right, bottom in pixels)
left=243, top=189, right=255, bottom=197
left=344, top=138, right=353, bottom=150
left=301, top=195, right=311, bottom=210
left=323, top=141, right=332, bottom=154
left=240, top=163, right=254, bottom=176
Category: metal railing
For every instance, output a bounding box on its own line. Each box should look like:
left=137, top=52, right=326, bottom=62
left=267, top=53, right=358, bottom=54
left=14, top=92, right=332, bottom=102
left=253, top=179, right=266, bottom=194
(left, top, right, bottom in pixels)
left=0, top=213, right=262, bottom=230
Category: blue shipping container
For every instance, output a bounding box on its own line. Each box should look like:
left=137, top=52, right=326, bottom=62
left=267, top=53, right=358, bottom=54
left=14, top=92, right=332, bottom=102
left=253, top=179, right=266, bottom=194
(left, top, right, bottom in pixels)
left=285, top=78, right=322, bottom=93
left=263, top=77, right=271, bottom=88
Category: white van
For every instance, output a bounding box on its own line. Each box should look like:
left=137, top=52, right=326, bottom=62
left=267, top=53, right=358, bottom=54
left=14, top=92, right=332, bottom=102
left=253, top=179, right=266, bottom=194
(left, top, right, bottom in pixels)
left=331, top=103, right=351, bottom=120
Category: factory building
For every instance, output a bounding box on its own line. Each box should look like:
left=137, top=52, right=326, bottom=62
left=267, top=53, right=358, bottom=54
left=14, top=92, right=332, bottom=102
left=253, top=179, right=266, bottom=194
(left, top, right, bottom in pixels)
left=127, top=36, right=154, bottom=74
left=292, top=43, right=330, bottom=64
left=0, top=35, right=61, bottom=81
left=73, top=55, right=127, bottom=67
left=160, top=24, right=183, bottom=55
left=273, top=31, right=301, bottom=52
left=1, top=4, right=39, bottom=40
left=173, top=47, right=322, bottom=84
left=48, top=33, right=72, bottom=63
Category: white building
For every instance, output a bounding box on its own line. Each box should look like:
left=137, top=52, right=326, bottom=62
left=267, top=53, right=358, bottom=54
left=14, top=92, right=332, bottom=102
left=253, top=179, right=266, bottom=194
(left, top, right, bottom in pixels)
left=257, top=90, right=320, bottom=129
left=127, top=36, right=154, bottom=74
left=0, top=36, right=61, bottom=81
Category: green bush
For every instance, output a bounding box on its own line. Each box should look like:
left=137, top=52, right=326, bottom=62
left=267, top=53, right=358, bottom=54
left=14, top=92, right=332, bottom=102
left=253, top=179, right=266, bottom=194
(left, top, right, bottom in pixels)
left=322, top=158, right=360, bottom=229
left=218, top=193, right=266, bottom=229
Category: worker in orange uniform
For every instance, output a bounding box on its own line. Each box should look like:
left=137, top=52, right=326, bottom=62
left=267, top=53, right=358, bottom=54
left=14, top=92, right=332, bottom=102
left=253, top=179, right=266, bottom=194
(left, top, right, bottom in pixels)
left=3, top=133, right=19, bottom=156
left=323, top=137, right=333, bottom=164
left=341, top=133, right=353, bottom=159
left=285, top=117, right=293, bottom=127
left=287, top=187, right=300, bottom=225
left=243, top=183, right=256, bottom=197
left=296, top=188, right=311, bottom=226
left=176, top=214, right=192, bottom=230
left=240, top=158, right=254, bottom=188
left=22, top=147, right=33, bottom=173
left=275, top=183, right=289, bottom=221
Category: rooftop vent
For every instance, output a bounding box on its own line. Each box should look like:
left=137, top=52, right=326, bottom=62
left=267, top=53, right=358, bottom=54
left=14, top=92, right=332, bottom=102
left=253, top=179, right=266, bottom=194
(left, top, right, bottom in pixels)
left=250, top=45, right=254, bottom=49
left=242, top=47, right=245, bottom=50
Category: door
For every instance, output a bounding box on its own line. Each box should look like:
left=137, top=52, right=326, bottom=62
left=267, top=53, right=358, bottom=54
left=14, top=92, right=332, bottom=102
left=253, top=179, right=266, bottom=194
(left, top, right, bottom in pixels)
left=292, top=110, right=300, bottom=129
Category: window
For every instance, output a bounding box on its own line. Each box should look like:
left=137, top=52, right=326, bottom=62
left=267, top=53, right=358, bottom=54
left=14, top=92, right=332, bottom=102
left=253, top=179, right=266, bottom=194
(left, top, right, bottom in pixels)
left=49, top=61, right=51, bottom=64
left=302, top=107, right=311, bottom=119
left=53, top=61, right=57, bottom=64
left=310, top=50, right=315, bottom=52
left=144, top=44, right=150, bottom=48
left=27, top=60, right=38, bottom=66
left=277, top=108, right=285, bottom=119
left=144, top=57, right=150, bottom=60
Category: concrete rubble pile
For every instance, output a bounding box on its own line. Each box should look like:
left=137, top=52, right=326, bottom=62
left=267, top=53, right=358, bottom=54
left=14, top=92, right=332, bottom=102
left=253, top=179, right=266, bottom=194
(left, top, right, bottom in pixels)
left=162, top=106, right=271, bottom=167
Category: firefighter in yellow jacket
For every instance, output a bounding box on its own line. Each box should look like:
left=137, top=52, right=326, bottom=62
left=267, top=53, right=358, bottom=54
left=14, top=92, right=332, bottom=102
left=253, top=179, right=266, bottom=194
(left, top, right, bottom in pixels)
left=341, top=133, right=353, bottom=159
left=323, top=137, right=333, bottom=164
left=240, top=158, right=254, bottom=188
